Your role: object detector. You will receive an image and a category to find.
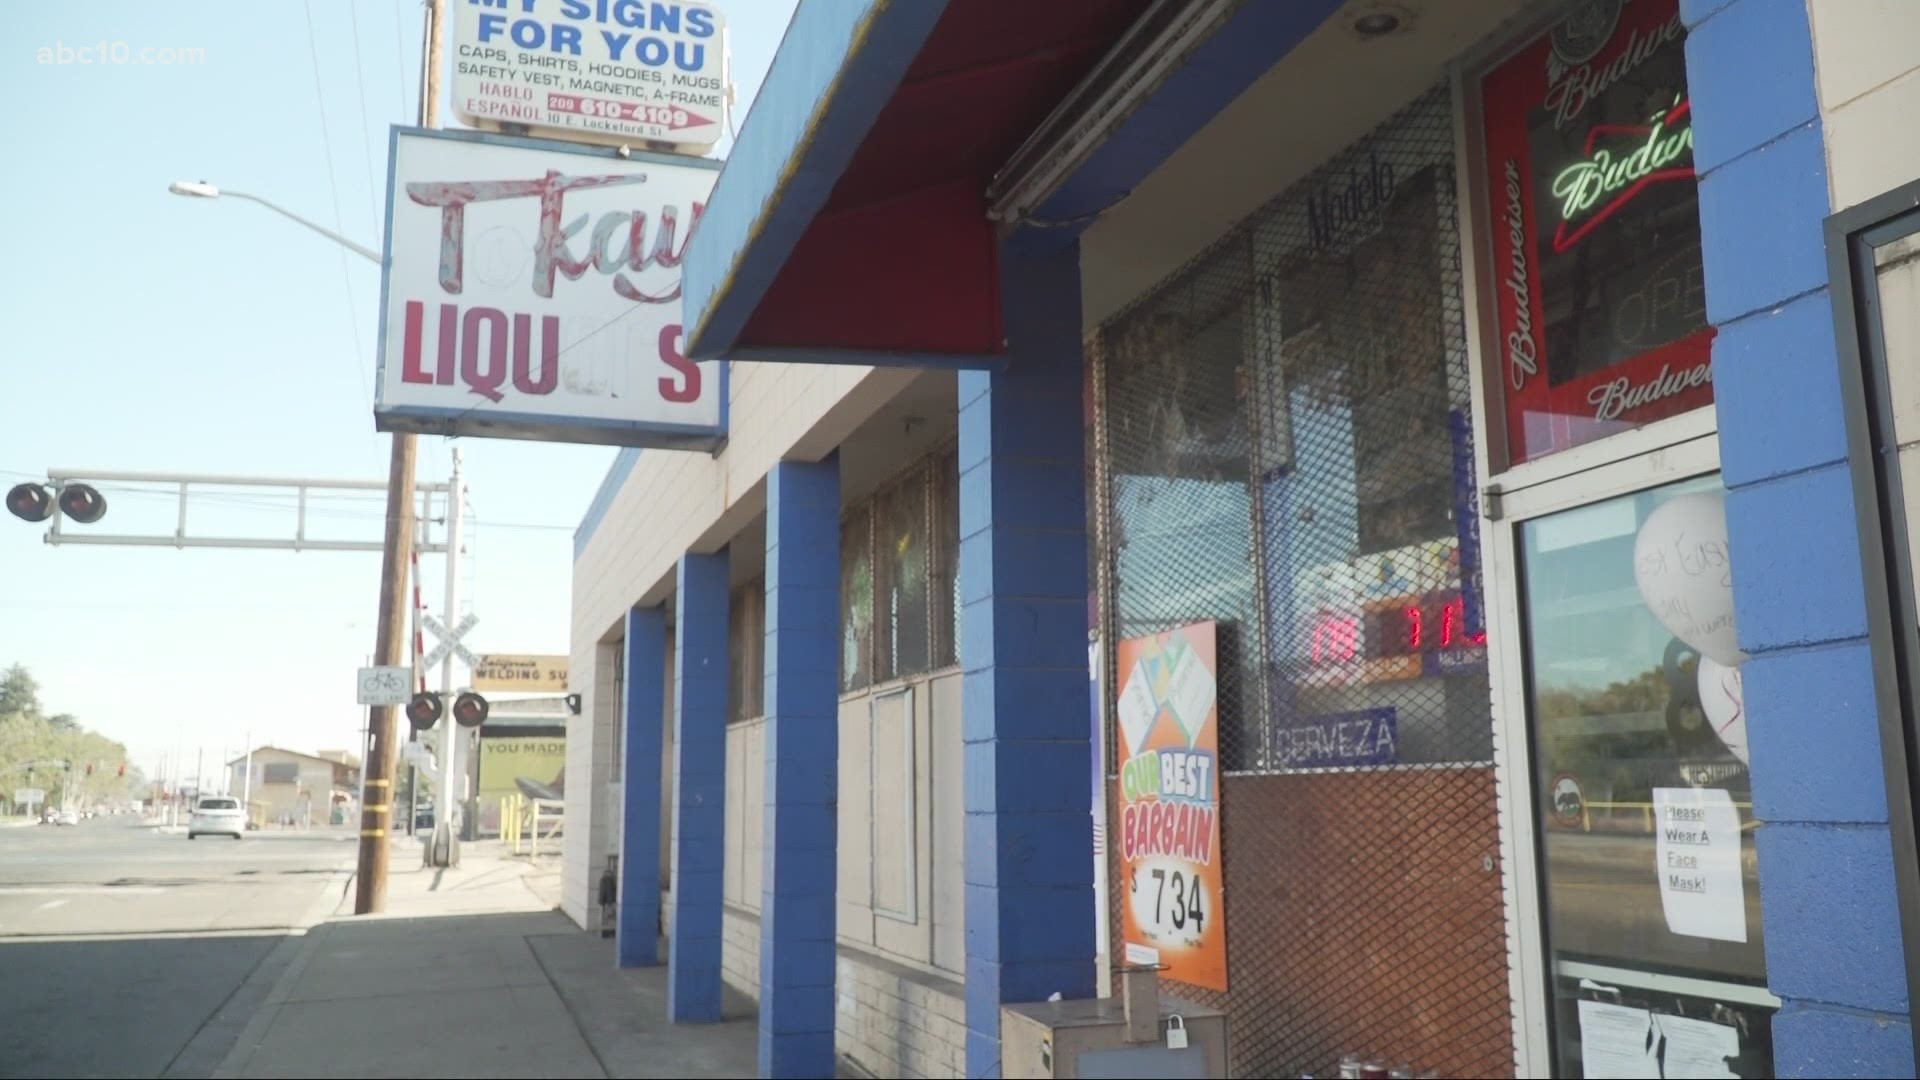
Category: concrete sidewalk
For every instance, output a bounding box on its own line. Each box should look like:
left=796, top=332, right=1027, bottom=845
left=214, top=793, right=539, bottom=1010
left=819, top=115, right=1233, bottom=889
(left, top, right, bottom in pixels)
left=212, top=840, right=762, bottom=1079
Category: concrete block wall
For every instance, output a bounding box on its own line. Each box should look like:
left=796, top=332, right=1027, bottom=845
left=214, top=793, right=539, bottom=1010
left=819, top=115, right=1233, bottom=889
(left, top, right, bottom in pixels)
left=835, top=951, right=968, bottom=1080
left=1686, top=0, right=1913, bottom=1073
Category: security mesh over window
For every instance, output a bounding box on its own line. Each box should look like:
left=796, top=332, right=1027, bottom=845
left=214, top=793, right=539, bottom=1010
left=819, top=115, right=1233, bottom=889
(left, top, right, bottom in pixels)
left=841, top=447, right=962, bottom=692
left=1095, top=87, right=1513, bottom=1078
left=875, top=472, right=932, bottom=683
left=931, top=447, right=961, bottom=669
left=729, top=577, right=765, bottom=723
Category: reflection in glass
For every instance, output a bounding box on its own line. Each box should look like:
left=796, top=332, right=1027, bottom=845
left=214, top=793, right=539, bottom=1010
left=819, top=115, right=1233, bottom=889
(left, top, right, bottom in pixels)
left=1520, top=475, right=1774, bottom=1077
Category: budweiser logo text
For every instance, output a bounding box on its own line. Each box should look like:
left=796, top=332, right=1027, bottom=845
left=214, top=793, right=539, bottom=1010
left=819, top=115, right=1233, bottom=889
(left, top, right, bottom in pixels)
left=1588, top=361, right=1711, bottom=421
left=1501, top=160, right=1538, bottom=390
left=1542, top=12, right=1683, bottom=129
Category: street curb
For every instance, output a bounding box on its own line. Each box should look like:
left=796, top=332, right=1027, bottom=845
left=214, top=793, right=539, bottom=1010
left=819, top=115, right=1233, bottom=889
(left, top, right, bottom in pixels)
left=210, top=921, right=336, bottom=1079
left=202, top=857, right=354, bottom=1080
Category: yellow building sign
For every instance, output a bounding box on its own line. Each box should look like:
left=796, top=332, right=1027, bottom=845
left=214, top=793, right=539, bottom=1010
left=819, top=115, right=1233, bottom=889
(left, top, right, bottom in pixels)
left=470, top=654, right=568, bottom=692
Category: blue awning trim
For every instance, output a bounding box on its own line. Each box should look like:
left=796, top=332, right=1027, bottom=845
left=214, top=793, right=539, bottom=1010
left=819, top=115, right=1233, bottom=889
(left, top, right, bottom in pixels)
left=1021, top=0, right=1345, bottom=247
left=682, top=0, right=953, bottom=360
left=574, top=446, right=643, bottom=561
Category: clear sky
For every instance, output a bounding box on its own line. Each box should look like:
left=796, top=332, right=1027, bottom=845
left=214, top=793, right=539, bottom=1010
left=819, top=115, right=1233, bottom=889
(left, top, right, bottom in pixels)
left=0, top=1, right=797, bottom=791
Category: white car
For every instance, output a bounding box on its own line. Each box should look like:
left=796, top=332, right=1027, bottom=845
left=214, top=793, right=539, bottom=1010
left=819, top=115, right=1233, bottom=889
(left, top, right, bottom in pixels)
left=188, top=797, right=245, bottom=840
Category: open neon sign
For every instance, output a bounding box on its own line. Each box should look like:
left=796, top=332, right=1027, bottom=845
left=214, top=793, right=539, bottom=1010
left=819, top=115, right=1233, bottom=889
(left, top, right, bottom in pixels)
left=1308, top=593, right=1486, bottom=666
left=1549, top=97, right=1693, bottom=253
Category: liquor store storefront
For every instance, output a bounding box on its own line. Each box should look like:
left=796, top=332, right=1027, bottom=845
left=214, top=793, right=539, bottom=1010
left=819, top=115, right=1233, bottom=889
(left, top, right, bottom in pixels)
left=666, top=0, right=1920, bottom=1076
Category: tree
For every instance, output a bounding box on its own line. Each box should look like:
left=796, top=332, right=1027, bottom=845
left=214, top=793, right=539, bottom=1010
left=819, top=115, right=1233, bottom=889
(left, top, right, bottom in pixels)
left=0, top=664, right=42, bottom=720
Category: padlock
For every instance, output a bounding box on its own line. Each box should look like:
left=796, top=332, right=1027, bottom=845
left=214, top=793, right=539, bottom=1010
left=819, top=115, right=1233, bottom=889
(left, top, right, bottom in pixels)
left=1166, top=1014, right=1189, bottom=1050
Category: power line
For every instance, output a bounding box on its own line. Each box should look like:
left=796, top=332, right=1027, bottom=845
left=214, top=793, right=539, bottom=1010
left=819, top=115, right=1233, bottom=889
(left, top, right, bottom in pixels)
left=302, top=0, right=375, bottom=411
left=390, top=0, right=410, bottom=120
left=347, top=0, right=384, bottom=227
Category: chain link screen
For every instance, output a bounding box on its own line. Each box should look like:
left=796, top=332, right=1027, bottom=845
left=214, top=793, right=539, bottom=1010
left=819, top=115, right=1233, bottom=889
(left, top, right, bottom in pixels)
left=1095, top=86, right=1514, bottom=1078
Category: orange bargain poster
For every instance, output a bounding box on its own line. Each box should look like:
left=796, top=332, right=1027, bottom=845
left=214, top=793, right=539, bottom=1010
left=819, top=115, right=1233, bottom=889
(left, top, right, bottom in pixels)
left=1114, top=620, right=1226, bottom=991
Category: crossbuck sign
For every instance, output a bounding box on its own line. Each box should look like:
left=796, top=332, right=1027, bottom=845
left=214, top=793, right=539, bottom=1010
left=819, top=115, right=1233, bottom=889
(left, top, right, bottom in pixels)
left=422, top=613, right=480, bottom=671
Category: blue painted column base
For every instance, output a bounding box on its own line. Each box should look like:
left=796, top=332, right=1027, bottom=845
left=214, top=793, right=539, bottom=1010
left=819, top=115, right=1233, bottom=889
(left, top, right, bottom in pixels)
left=758, top=456, right=841, bottom=1078
left=617, top=605, right=667, bottom=968
left=669, top=550, right=729, bottom=1022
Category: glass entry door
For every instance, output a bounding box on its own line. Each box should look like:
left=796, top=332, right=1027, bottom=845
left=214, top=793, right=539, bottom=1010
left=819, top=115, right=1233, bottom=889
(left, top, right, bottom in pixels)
left=1484, top=435, right=1777, bottom=1078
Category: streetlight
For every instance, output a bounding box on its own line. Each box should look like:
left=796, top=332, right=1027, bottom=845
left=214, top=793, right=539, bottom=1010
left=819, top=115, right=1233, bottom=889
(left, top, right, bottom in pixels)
left=167, top=180, right=382, bottom=265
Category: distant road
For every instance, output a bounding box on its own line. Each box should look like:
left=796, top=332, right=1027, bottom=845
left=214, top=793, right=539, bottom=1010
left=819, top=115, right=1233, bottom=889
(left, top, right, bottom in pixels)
left=0, top=816, right=354, bottom=1078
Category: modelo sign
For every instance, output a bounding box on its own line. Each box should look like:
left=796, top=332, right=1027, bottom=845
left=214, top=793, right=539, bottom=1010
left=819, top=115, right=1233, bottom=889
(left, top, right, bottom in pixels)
left=453, top=0, right=727, bottom=152
left=375, top=128, right=723, bottom=448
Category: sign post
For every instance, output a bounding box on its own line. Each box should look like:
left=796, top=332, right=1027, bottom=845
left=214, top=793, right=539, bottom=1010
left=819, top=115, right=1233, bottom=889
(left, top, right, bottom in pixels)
left=357, top=666, right=414, bottom=707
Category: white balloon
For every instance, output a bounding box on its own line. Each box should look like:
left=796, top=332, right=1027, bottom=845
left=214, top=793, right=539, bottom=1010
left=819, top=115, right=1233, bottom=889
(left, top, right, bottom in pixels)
left=1633, top=493, right=1747, bottom=666
left=1697, top=655, right=1748, bottom=765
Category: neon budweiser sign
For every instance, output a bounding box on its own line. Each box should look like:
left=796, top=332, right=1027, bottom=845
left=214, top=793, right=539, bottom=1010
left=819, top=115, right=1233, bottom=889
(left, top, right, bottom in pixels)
left=1549, top=97, right=1693, bottom=253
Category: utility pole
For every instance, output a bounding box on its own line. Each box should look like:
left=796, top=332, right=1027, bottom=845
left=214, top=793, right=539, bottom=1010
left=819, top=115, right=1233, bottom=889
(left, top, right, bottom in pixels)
left=242, top=730, right=253, bottom=827
left=357, top=0, right=442, bottom=915
left=429, top=450, right=464, bottom=867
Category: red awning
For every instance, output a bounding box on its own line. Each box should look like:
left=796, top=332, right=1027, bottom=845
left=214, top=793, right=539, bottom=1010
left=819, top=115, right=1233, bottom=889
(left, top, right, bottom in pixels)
left=732, top=1, right=1150, bottom=357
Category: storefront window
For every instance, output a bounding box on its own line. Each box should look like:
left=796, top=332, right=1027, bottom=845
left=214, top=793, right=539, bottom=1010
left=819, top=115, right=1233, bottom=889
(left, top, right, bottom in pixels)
left=874, top=471, right=931, bottom=683
left=1519, top=476, right=1773, bottom=1078
left=840, top=505, right=873, bottom=693
left=728, top=577, right=764, bottom=723
left=1480, top=0, right=1712, bottom=465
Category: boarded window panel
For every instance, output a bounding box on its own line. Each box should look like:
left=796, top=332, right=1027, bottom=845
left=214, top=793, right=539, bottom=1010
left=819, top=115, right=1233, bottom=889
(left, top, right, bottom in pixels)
left=724, top=724, right=746, bottom=906
left=741, top=722, right=764, bottom=911
left=838, top=697, right=875, bottom=943
left=870, top=688, right=917, bottom=920
left=930, top=671, right=964, bottom=973
left=841, top=507, right=874, bottom=693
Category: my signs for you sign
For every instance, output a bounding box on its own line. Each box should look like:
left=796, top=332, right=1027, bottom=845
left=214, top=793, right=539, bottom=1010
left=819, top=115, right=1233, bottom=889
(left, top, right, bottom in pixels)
left=375, top=127, right=723, bottom=448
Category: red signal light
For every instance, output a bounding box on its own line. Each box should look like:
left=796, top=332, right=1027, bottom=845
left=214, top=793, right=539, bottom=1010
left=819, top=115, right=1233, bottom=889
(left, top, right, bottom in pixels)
left=57, top=484, right=107, bottom=524
left=452, top=692, right=489, bottom=729
left=406, top=692, right=444, bottom=731
left=6, top=483, right=54, bottom=523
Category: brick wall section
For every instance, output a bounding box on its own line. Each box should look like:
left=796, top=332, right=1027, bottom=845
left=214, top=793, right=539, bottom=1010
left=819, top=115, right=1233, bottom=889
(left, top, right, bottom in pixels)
left=721, top=905, right=967, bottom=1078
left=723, top=905, right=761, bottom=1002
left=1109, top=771, right=1510, bottom=1078
left=835, top=949, right=968, bottom=1079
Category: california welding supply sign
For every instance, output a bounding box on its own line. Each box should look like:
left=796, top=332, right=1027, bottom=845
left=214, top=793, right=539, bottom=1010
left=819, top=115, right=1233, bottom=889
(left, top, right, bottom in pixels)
left=1114, top=620, right=1227, bottom=992
left=375, top=128, right=723, bottom=448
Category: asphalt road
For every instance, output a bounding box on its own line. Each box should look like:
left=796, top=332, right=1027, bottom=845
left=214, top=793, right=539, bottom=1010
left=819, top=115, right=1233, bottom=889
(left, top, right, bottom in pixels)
left=0, top=816, right=356, bottom=1078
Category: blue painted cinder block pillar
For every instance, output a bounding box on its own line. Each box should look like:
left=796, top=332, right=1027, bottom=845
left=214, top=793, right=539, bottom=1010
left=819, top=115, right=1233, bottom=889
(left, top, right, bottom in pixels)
left=758, top=455, right=840, bottom=1078
left=959, top=241, right=1097, bottom=1078
left=1684, top=0, right=1914, bottom=1073
left=670, top=550, right=729, bottom=1022
left=618, top=604, right=667, bottom=968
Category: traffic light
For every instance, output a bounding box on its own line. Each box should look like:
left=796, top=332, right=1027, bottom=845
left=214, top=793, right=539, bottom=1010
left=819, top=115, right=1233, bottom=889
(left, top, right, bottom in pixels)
left=5, top=483, right=54, bottom=523
left=57, top=484, right=107, bottom=524
left=406, top=691, right=444, bottom=731
left=452, top=691, right=489, bottom=728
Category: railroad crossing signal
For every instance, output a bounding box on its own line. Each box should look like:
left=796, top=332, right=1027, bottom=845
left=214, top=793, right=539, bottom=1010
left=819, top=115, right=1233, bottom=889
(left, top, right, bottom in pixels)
left=421, top=612, right=479, bottom=670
